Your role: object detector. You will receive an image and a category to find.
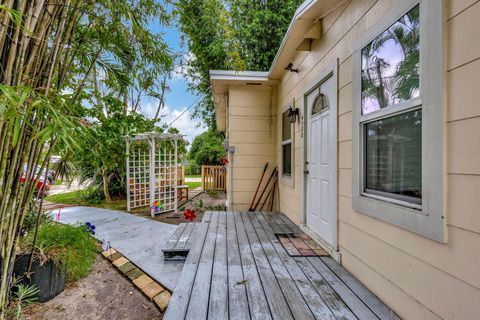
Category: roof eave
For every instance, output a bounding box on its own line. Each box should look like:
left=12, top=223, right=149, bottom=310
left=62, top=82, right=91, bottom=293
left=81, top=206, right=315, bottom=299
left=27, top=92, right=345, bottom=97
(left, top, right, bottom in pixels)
left=268, top=0, right=346, bottom=78
left=210, top=71, right=276, bottom=133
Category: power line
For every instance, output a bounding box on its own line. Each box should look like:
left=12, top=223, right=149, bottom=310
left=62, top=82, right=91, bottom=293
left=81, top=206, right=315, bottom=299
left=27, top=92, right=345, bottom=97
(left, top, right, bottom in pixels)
left=166, top=88, right=210, bottom=127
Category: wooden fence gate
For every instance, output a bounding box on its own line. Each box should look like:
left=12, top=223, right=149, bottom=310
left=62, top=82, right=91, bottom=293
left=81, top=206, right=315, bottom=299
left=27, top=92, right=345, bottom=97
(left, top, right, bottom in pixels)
left=201, top=165, right=226, bottom=191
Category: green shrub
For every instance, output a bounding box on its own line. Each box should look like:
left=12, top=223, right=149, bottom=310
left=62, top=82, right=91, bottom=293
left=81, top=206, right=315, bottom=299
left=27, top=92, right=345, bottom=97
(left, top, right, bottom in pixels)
left=21, top=222, right=97, bottom=282
left=21, top=205, right=53, bottom=234
left=185, top=162, right=200, bottom=175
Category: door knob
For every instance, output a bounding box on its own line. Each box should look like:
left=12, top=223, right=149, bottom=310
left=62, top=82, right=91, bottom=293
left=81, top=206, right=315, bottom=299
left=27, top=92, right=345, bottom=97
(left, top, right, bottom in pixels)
left=304, top=170, right=309, bottom=174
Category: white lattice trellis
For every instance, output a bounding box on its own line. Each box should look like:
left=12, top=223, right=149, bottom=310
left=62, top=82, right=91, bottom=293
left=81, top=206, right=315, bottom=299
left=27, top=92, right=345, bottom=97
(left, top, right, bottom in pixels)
left=125, top=133, right=183, bottom=217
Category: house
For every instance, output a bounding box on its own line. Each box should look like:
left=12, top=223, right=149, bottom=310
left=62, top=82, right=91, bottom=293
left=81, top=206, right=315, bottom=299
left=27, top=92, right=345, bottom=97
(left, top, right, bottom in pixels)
left=209, top=0, right=480, bottom=319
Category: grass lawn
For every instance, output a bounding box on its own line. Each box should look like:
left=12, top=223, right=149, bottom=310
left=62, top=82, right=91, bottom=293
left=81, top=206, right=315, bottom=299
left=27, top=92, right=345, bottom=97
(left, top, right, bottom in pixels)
left=185, top=181, right=201, bottom=189
left=46, top=190, right=127, bottom=211
left=185, top=175, right=201, bottom=179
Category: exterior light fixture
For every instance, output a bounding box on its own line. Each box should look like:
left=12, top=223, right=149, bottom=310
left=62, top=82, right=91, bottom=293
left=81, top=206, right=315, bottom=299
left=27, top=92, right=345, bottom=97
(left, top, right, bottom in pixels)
left=285, top=63, right=299, bottom=73
left=287, top=105, right=299, bottom=124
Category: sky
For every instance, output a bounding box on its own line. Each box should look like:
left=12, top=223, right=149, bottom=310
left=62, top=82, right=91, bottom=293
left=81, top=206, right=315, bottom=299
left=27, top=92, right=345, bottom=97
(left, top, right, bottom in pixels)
left=138, top=12, right=207, bottom=146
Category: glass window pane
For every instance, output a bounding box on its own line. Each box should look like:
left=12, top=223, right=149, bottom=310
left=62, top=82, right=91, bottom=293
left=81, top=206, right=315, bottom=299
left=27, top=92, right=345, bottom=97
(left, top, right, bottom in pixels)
left=282, top=143, right=292, bottom=176
left=312, top=93, right=329, bottom=116
left=282, top=111, right=291, bottom=141
left=361, top=4, right=420, bottom=115
left=365, top=109, right=422, bottom=203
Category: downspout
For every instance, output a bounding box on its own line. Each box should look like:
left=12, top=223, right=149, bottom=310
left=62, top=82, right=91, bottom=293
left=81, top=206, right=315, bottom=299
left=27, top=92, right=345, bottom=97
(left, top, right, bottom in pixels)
left=225, top=92, right=236, bottom=209
left=229, top=146, right=235, bottom=210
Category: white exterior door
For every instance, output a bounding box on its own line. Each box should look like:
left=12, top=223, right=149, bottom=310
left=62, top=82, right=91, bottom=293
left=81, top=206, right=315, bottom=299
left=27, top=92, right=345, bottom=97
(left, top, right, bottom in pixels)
left=305, top=74, right=336, bottom=248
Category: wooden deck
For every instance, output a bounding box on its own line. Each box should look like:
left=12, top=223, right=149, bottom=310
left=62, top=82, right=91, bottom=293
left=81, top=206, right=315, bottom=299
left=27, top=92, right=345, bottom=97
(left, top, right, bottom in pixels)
left=163, top=222, right=201, bottom=260
left=164, top=211, right=399, bottom=320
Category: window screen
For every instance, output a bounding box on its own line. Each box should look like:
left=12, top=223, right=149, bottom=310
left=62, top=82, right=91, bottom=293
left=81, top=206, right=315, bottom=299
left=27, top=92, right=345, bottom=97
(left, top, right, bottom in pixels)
left=281, top=110, right=292, bottom=176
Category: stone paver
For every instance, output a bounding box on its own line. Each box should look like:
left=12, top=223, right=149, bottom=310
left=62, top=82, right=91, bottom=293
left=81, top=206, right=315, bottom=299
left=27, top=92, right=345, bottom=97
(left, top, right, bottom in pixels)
left=101, top=248, right=117, bottom=258
left=59, top=206, right=184, bottom=291
left=118, top=262, right=136, bottom=274
left=126, top=268, right=144, bottom=281
left=133, top=275, right=154, bottom=289
left=113, top=257, right=129, bottom=267
left=142, top=282, right=164, bottom=299
left=153, top=291, right=171, bottom=311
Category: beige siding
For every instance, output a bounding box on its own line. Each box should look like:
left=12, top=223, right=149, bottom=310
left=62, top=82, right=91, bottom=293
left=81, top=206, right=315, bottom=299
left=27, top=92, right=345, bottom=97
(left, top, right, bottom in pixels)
left=227, top=86, right=276, bottom=211
left=272, top=0, right=480, bottom=319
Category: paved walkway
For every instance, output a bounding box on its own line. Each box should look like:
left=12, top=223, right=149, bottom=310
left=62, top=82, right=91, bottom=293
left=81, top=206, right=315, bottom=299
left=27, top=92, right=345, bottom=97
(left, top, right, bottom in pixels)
left=57, top=206, right=183, bottom=291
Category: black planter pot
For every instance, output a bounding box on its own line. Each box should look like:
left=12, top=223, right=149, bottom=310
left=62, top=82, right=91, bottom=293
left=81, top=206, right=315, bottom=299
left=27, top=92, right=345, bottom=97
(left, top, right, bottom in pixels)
left=13, top=255, right=66, bottom=302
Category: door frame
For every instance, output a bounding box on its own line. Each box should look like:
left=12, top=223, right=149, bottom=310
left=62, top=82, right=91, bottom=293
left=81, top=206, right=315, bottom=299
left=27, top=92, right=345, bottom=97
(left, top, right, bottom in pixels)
left=300, top=60, right=339, bottom=258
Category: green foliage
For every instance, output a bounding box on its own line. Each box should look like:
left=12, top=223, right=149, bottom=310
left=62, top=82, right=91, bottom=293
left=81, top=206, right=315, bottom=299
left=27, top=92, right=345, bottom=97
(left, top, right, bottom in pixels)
left=228, top=0, right=303, bottom=70
left=185, top=162, right=200, bottom=175
left=185, top=181, right=201, bottom=189
left=74, top=96, right=159, bottom=200
left=11, top=283, right=39, bottom=320
left=175, top=0, right=303, bottom=127
left=21, top=206, right=53, bottom=235
left=46, top=190, right=127, bottom=211
left=0, top=1, right=175, bottom=316
left=188, top=130, right=225, bottom=165
left=206, top=189, right=219, bottom=197
left=190, top=198, right=226, bottom=212
left=21, top=222, right=97, bottom=282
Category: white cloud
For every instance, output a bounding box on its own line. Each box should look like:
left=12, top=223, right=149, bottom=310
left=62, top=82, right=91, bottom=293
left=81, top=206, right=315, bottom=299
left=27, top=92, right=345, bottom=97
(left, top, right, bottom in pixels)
left=169, top=51, right=200, bottom=85
left=138, top=102, right=206, bottom=147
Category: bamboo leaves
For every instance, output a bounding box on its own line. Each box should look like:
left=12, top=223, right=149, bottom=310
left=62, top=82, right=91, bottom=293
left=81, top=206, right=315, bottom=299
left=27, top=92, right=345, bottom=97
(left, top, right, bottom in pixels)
left=0, top=1, right=175, bottom=317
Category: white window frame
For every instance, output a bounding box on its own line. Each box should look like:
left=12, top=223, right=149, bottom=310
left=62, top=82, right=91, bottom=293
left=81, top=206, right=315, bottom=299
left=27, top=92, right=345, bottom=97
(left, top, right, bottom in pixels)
left=352, top=0, right=446, bottom=242
left=281, top=108, right=294, bottom=187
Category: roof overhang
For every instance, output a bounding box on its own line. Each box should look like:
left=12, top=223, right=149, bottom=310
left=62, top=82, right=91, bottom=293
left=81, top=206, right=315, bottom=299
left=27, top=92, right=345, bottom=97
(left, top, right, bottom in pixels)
left=210, top=70, right=276, bottom=132
left=269, top=0, right=346, bottom=78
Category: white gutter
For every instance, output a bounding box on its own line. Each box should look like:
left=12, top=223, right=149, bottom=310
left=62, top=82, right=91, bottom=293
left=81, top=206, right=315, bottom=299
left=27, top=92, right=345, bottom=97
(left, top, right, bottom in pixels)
left=209, top=70, right=270, bottom=81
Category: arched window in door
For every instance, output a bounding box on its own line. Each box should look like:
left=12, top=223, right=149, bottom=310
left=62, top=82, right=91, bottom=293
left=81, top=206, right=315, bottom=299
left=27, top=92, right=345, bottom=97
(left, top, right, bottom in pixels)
left=312, top=92, right=329, bottom=115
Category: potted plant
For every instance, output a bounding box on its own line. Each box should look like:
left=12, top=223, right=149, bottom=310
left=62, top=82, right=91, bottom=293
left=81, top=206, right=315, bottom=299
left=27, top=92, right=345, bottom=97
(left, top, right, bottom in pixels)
left=14, top=219, right=97, bottom=302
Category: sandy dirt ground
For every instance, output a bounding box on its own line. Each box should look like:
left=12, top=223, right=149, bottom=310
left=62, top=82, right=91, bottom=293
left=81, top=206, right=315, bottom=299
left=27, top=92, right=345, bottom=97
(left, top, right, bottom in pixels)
left=24, top=256, right=162, bottom=320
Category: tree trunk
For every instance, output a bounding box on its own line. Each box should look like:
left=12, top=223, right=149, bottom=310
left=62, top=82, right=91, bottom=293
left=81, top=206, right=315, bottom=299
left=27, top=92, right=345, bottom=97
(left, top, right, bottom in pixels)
left=102, top=173, right=112, bottom=203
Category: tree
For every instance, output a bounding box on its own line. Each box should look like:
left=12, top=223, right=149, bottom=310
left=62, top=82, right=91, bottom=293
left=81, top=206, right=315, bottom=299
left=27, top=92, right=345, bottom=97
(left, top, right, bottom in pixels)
left=189, top=130, right=225, bottom=166
left=72, top=103, right=188, bottom=203
left=75, top=97, right=157, bottom=202
left=174, top=0, right=302, bottom=127
left=228, top=0, right=303, bottom=70
left=0, top=1, right=173, bottom=316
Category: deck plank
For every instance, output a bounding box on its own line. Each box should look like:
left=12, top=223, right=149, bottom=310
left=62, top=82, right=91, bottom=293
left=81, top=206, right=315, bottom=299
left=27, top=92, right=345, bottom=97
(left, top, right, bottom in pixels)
left=174, top=222, right=195, bottom=250
left=308, top=257, right=379, bottom=320
left=226, top=212, right=250, bottom=320
left=320, top=257, right=400, bottom=320
left=270, top=212, right=300, bottom=234
left=185, top=212, right=219, bottom=320
left=240, top=213, right=294, bottom=320
left=163, top=217, right=211, bottom=320
left=263, top=212, right=293, bottom=234
left=185, top=222, right=200, bottom=251
left=295, top=257, right=359, bottom=320
left=165, top=212, right=396, bottom=320
left=246, top=212, right=318, bottom=320
left=261, top=212, right=285, bottom=234
left=208, top=212, right=229, bottom=320
left=254, top=213, right=338, bottom=320
left=163, top=223, right=188, bottom=251
left=234, top=212, right=273, bottom=320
